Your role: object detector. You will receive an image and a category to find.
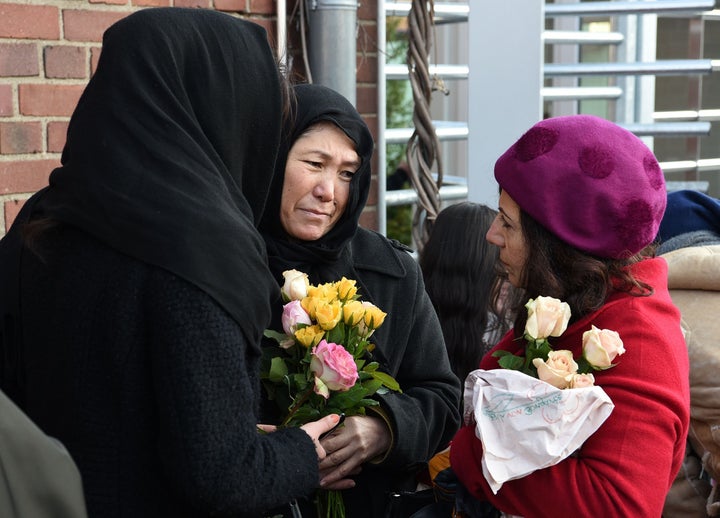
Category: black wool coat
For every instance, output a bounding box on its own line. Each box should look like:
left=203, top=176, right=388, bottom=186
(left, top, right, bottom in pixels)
left=6, top=225, right=321, bottom=517
left=264, top=227, right=462, bottom=518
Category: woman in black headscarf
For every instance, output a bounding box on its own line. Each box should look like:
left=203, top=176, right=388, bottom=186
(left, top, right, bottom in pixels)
left=0, top=8, right=338, bottom=517
left=259, top=83, right=461, bottom=517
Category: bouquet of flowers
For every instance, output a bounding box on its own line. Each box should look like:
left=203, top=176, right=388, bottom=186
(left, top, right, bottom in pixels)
left=261, top=269, right=401, bottom=518
left=492, top=295, right=626, bottom=388
left=463, top=295, right=623, bottom=492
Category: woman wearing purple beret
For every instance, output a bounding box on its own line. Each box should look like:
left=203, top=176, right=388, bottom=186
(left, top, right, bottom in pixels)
left=449, top=115, right=690, bottom=517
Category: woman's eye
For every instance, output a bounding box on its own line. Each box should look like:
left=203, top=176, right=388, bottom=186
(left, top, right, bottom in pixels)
left=304, top=160, right=322, bottom=168
left=340, top=170, right=355, bottom=180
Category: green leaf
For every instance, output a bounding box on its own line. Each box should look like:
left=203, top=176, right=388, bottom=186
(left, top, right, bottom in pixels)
left=268, top=357, right=288, bottom=383
left=363, top=361, right=379, bottom=372
left=491, top=350, right=513, bottom=359
left=264, top=329, right=291, bottom=345
left=361, top=378, right=384, bottom=395
left=497, top=354, right=524, bottom=371
left=371, top=371, right=401, bottom=392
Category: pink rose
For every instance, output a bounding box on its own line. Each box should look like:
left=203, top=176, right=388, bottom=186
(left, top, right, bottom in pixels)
left=532, top=350, right=578, bottom=389
left=281, top=300, right=311, bottom=337
left=582, top=325, right=625, bottom=369
left=310, top=340, right=358, bottom=398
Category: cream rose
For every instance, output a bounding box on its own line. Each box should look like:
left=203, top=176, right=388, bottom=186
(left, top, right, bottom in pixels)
left=281, top=269, right=309, bottom=301
left=525, top=296, right=571, bottom=341
left=570, top=373, right=595, bottom=388
left=532, top=350, right=578, bottom=389
left=582, top=325, right=625, bottom=369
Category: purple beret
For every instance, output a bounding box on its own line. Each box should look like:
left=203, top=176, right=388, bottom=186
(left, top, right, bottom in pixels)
left=494, top=115, right=667, bottom=259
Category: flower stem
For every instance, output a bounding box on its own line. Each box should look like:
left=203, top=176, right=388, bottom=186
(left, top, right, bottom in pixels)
left=281, top=387, right=314, bottom=427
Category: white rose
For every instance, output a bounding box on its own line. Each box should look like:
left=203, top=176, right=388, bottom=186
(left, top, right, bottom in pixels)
left=281, top=269, right=309, bottom=301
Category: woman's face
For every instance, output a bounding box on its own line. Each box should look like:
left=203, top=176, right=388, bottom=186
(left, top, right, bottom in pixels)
left=486, top=189, right=529, bottom=287
left=280, top=122, right=360, bottom=241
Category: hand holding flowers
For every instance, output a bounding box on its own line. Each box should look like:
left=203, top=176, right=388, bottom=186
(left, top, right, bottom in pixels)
left=261, top=269, right=400, bottom=517
left=493, top=296, right=625, bottom=389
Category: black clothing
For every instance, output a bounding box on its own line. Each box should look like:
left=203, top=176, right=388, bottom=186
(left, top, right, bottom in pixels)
left=259, top=84, right=461, bottom=518
left=17, top=225, right=320, bottom=517
left=0, top=8, right=321, bottom=517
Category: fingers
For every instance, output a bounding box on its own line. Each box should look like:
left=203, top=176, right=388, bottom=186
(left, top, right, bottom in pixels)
left=300, top=414, right=341, bottom=441
left=319, top=458, right=362, bottom=488
left=256, top=424, right=277, bottom=434
left=299, top=414, right=341, bottom=460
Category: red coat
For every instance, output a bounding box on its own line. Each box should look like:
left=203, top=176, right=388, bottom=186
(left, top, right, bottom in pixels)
left=450, top=258, right=690, bottom=517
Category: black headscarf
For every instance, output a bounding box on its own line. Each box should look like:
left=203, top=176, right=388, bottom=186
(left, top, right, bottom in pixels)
left=30, top=8, right=281, bottom=342
left=259, top=84, right=374, bottom=283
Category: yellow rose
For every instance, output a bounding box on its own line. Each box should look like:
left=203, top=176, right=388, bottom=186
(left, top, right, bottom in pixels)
left=532, top=350, right=577, bottom=389
left=301, top=296, right=320, bottom=320
left=294, top=324, right=324, bottom=348
left=342, top=300, right=365, bottom=326
left=307, top=282, right=338, bottom=303
left=582, top=325, right=625, bottom=369
left=362, top=301, right=387, bottom=330
left=525, top=296, right=571, bottom=341
left=335, top=277, right=358, bottom=301
left=281, top=269, right=309, bottom=301
left=314, top=300, right=343, bottom=331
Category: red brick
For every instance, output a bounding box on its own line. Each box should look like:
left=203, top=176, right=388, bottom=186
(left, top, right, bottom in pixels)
left=0, top=159, right=57, bottom=194
left=356, top=54, right=377, bottom=84
left=133, top=0, right=170, bottom=6
left=214, top=0, right=245, bottom=12
left=359, top=207, right=378, bottom=231
left=44, top=46, right=87, bottom=79
left=248, top=0, right=274, bottom=15
left=0, top=122, right=43, bottom=154
left=366, top=176, right=378, bottom=205
left=358, top=0, right=377, bottom=21
left=19, top=84, right=85, bottom=117
left=90, top=47, right=102, bottom=75
left=358, top=22, right=377, bottom=58
left=4, top=197, right=27, bottom=232
left=0, top=4, right=60, bottom=40
left=0, top=43, right=39, bottom=77
left=62, top=9, right=130, bottom=42
left=0, top=85, right=12, bottom=116
left=47, top=121, right=69, bottom=153
left=174, top=0, right=211, bottom=7
left=362, top=114, right=378, bottom=138
left=356, top=86, right=377, bottom=114
left=90, top=0, right=128, bottom=5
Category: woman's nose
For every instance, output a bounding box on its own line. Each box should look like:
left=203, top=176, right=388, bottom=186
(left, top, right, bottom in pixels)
left=313, top=174, right=335, bottom=201
left=486, top=221, right=503, bottom=247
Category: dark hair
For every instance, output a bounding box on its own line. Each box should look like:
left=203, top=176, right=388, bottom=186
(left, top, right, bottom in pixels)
left=420, top=202, right=520, bottom=383
left=511, top=209, right=656, bottom=337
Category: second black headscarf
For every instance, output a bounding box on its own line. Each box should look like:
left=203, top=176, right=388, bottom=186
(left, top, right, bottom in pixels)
left=259, top=83, right=374, bottom=283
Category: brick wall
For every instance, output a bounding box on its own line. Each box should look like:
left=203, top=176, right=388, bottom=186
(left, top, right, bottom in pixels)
left=0, top=0, right=379, bottom=235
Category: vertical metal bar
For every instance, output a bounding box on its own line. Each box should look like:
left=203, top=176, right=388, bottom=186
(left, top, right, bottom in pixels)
left=377, top=0, right=388, bottom=235
left=685, top=16, right=704, bottom=181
